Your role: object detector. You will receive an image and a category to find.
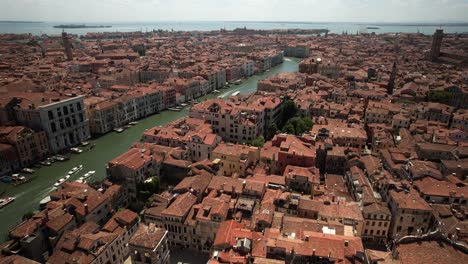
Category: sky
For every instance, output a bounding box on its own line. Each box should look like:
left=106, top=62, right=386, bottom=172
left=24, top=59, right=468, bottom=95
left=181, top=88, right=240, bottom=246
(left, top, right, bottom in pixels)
left=0, top=0, right=467, bottom=23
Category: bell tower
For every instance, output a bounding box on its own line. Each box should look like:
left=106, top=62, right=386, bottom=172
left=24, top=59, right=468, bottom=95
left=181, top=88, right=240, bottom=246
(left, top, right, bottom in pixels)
left=430, top=29, right=443, bottom=62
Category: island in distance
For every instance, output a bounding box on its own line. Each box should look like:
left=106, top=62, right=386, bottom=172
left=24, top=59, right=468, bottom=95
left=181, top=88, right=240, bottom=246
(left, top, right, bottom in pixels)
left=53, top=24, right=112, bottom=29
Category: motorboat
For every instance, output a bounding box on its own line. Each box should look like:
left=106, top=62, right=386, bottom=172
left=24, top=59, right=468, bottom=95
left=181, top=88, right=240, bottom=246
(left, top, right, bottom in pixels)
left=54, top=155, right=68, bottom=161
left=0, top=197, right=15, bottom=209
left=54, top=178, right=65, bottom=187
left=21, top=168, right=35, bottom=174
left=40, top=160, right=51, bottom=166
left=70, top=147, right=83, bottom=154
left=83, top=171, right=96, bottom=179
left=67, top=165, right=83, bottom=175
left=231, top=91, right=240, bottom=96
left=129, top=121, right=138, bottom=125
left=114, top=127, right=124, bottom=133
left=81, top=141, right=90, bottom=146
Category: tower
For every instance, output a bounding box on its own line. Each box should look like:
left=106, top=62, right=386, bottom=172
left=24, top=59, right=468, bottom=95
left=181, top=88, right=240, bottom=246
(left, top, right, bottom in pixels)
left=62, top=31, right=73, bottom=61
left=387, top=62, right=397, bottom=95
left=430, top=29, right=443, bottom=62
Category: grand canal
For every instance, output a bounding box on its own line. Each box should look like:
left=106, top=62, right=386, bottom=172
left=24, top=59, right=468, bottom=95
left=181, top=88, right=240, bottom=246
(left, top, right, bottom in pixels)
left=0, top=57, right=300, bottom=240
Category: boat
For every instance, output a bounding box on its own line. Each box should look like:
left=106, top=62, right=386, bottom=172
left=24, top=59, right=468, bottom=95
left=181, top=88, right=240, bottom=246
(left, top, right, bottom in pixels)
left=82, top=171, right=95, bottom=179
left=129, top=121, right=138, bottom=125
left=65, top=174, right=71, bottom=180
left=54, top=178, right=65, bottom=187
left=231, top=91, right=240, bottom=96
left=180, top=103, right=188, bottom=107
left=40, top=160, right=51, bottom=166
left=366, top=26, right=380, bottom=30
left=234, top=79, right=242, bottom=85
left=0, top=176, right=12, bottom=183
left=67, top=165, right=83, bottom=175
left=125, top=124, right=132, bottom=129
left=54, top=155, right=68, bottom=161
left=213, top=90, right=221, bottom=94
left=114, top=127, right=124, bottom=133
left=81, top=141, right=90, bottom=146
left=39, top=196, right=51, bottom=210
left=21, top=168, right=35, bottom=174
left=70, top=147, right=83, bottom=154
left=0, top=197, right=15, bottom=209
left=168, top=107, right=181, bottom=112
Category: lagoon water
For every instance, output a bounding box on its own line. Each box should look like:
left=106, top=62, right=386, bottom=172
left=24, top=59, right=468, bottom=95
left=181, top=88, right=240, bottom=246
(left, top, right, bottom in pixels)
left=1, top=21, right=468, bottom=35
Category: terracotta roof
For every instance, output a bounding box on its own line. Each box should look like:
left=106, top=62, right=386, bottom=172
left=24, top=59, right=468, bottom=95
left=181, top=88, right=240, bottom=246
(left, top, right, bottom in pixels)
left=129, top=223, right=167, bottom=250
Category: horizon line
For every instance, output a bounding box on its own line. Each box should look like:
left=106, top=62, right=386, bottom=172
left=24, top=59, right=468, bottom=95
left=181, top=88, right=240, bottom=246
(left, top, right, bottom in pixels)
left=2, top=20, right=468, bottom=25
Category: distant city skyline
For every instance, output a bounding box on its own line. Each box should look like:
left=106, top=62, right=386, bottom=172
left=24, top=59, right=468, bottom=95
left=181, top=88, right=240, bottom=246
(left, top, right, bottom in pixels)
left=1, top=0, right=467, bottom=23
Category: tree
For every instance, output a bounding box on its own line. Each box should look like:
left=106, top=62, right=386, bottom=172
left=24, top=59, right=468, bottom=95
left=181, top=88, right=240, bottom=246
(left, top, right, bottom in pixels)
left=281, top=117, right=313, bottom=135
left=22, top=211, right=34, bottom=221
left=136, top=176, right=160, bottom=202
left=133, top=45, right=146, bottom=56
left=427, top=90, right=451, bottom=105
left=282, top=122, right=296, bottom=134
left=280, top=100, right=298, bottom=127
left=266, top=124, right=278, bottom=140
left=251, top=136, right=265, bottom=147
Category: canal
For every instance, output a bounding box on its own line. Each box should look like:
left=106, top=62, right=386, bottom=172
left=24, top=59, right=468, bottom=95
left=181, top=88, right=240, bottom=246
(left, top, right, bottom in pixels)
left=0, top=57, right=300, bottom=241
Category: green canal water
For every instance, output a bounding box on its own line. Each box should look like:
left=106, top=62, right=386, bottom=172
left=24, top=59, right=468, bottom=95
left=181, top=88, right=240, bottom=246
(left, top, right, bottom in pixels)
left=0, top=58, right=300, bottom=241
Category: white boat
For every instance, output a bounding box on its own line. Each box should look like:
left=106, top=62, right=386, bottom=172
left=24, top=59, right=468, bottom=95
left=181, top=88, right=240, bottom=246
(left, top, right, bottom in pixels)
left=67, top=165, right=83, bottom=175
left=54, top=178, right=65, bottom=187
left=83, top=171, right=96, bottom=179
left=0, top=197, right=15, bottom=209
left=21, top=168, right=35, bottom=174
left=81, top=141, right=90, bottom=146
left=231, top=91, right=240, bottom=96
left=68, top=167, right=77, bottom=175
left=65, top=175, right=71, bottom=180
left=114, top=127, right=124, bottom=133
left=234, top=79, right=242, bottom=85
left=180, top=103, right=188, bottom=107
left=54, top=155, right=68, bottom=161
left=70, top=147, right=83, bottom=154
left=129, top=121, right=138, bottom=125
left=40, top=160, right=51, bottom=166
left=213, top=90, right=220, bottom=93
left=168, top=107, right=181, bottom=112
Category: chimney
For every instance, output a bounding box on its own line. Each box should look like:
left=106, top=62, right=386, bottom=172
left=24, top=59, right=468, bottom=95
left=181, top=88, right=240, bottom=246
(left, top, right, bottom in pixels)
left=84, top=203, right=89, bottom=215
left=344, top=240, right=349, bottom=247
left=305, top=235, right=309, bottom=241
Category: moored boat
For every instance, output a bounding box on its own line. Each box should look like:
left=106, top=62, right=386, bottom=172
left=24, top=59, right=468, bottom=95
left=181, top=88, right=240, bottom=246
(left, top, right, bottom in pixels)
left=21, top=168, right=35, bottom=174
left=0, top=197, right=15, bottom=209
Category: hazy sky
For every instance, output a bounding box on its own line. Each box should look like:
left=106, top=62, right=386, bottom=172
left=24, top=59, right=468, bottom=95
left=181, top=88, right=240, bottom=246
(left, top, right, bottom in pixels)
left=1, top=0, right=467, bottom=23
